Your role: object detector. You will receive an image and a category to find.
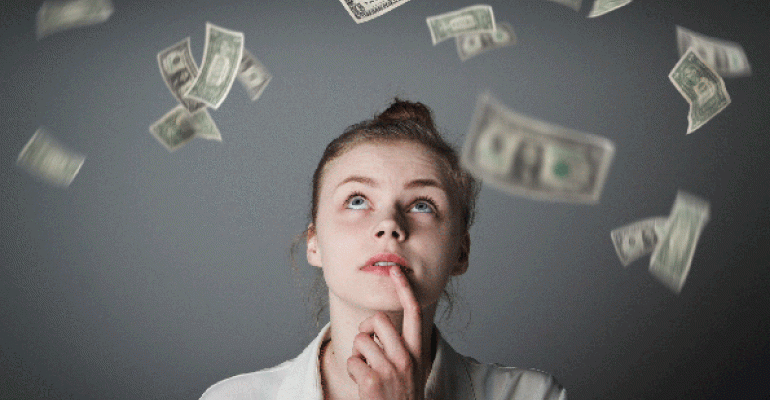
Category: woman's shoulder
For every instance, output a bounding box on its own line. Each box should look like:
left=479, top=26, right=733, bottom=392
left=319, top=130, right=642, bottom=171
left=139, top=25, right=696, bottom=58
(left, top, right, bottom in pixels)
left=198, top=359, right=293, bottom=400
left=461, top=356, right=567, bottom=400
left=200, top=323, right=331, bottom=400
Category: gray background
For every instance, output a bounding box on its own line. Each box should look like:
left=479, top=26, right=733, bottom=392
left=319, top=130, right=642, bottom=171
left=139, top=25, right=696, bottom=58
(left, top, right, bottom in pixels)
left=1, top=0, right=769, bottom=399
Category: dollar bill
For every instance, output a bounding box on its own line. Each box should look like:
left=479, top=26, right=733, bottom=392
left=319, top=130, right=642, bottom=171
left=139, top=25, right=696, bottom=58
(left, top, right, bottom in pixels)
left=157, top=37, right=206, bottom=113
left=337, top=0, right=412, bottom=24
left=184, top=22, right=244, bottom=110
left=546, top=0, right=582, bottom=12
left=611, top=216, right=668, bottom=267
left=587, top=0, right=632, bottom=18
left=649, top=191, right=710, bottom=294
left=17, top=127, right=85, bottom=187
left=36, top=0, right=114, bottom=39
left=669, top=48, right=731, bottom=134
left=237, top=49, right=272, bottom=102
left=461, top=91, right=615, bottom=204
left=150, top=105, right=221, bottom=152
left=456, top=21, right=516, bottom=62
left=676, top=26, right=752, bottom=78
left=193, top=109, right=222, bottom=142
left=426, top=5, right=495, bottom=46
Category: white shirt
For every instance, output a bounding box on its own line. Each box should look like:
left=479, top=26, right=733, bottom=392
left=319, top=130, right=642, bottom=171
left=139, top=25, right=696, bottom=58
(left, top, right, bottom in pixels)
left=200, top=322, right=567, bottom=400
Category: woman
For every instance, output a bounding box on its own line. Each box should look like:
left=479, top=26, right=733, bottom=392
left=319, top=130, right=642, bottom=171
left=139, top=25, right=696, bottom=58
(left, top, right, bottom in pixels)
left=200, top=99, right=566, bottom=400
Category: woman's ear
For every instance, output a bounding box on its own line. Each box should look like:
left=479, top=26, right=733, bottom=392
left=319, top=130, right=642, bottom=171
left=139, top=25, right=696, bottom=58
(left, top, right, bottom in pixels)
left=452, top=231, right=471, bottom=276
left=306, top=223, right=322, bottom=268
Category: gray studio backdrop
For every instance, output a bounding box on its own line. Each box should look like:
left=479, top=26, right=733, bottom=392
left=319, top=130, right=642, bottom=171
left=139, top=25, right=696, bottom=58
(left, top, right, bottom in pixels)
left=2, top=0, right=769, bottom=399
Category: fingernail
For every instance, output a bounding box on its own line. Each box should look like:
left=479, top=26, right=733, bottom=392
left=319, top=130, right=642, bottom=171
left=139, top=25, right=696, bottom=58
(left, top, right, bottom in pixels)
left=391, top=267, right=402, bottom=277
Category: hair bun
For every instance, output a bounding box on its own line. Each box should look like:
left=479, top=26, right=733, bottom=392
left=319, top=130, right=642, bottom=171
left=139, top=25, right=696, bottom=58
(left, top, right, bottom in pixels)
left=376, top=98, right=436, bottom=132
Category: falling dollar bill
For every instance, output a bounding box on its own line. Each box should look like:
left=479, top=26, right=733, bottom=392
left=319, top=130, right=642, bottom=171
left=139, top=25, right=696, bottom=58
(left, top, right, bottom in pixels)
left=546, top=0, right=582, bottom=12
left=184, top=22, right=244, bottom=109
left=337, top=0, right=412, bottom=24
left=426, top=5, right=495, bottom=46
left=237, top=49, right=272, bottom=102
left=36, top=0, right=114, bottom=39
left=676, top=26, right=752, bottom=78
left=649, top=191, right=710, bottom=294
left=456, top=21, right=516, bottom=62
left=461, top=91, right=615, bottom=204
left=669, top=48, right=731, bottom=134
left=17, top=127, right=85, bottom=187
left=611, top=216, right=668, bottom=267
left=157, top=37, right=206, bottom=113
left=587, top=0, right=632, bottom=18
left=150, top=105, right=221, bottom=152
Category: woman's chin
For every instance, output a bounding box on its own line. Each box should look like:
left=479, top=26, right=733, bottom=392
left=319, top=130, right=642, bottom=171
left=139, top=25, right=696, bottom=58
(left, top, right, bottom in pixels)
left=360, top=298, right=404, bottom=312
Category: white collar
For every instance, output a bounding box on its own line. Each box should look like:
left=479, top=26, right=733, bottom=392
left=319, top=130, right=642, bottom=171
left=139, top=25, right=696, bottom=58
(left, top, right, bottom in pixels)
left=274, top=321, right=476, bottom=399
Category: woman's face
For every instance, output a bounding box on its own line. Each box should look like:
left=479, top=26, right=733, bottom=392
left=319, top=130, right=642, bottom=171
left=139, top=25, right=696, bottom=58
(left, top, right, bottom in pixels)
left=307, top=141, right=470, bottom=311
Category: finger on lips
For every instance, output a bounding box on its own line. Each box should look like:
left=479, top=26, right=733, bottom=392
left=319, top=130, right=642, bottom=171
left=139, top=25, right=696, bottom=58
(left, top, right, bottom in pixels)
left=389, top=265, right=422, bottom=360
left=348, top=266, right=425, bottom=388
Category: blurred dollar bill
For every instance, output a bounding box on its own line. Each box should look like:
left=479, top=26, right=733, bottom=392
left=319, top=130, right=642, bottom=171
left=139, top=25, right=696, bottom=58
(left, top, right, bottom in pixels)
left=237, top=49, right=272, bottom=102
left=461, top=91, right=615, bottom=204
left=587, top=0, right=632, bottom=18
left=150, top=105, right=221, bottom=152
left=426, top=5, right=495, bottom=46
left=649, top=191, right=710, bottom=294
left=17, top=127, right=85, bottom=187
left=546, top=0, right=582, bottom=12
left=456, top=21, right=516, bottom=62
left=669, top=48, right=731, bottom=134
left=157, top=37, right=206, bottom=113
left=36, top=0, right=114, bottom=39
left=676, top=26, right=752, bottom=78
left=184, top=22, right=244, bottom=109
left=337, top=0, right=412, bottom=24
left=611, top=216, right=667, bottom=267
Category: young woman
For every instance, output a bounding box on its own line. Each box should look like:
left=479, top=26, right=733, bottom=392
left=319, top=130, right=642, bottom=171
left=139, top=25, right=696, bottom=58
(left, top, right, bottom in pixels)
left=200, top=99, right=567, bottom=400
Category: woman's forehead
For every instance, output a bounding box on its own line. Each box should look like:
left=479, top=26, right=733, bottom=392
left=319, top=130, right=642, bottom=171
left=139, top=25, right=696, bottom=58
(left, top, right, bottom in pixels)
left=322, top=141, right=450, bottom=189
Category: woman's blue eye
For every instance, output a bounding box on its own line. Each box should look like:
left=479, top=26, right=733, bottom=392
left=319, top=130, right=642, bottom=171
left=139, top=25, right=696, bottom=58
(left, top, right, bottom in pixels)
left=411, top=201, right=433, bottom=213
left=346, top=194, right=435, bottom=213
left=347, top=195, right=368, bottom=210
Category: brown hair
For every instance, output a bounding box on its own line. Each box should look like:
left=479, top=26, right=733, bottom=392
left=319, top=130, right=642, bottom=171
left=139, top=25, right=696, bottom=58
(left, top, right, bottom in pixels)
left=289, top=98, right=480, bottom=332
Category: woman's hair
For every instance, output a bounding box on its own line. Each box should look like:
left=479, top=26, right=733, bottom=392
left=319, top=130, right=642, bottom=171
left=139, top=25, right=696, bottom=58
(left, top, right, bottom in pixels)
left=289, top=98, right=481, bottom=332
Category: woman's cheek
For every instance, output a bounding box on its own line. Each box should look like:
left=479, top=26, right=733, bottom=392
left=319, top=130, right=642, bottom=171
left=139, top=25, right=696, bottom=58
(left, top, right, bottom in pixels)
left=411, top=214, right=443, bottom=232
left=335, top=211, right=371, bottom=233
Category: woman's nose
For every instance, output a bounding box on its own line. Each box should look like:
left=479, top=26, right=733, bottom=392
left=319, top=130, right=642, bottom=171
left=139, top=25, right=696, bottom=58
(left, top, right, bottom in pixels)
left=374, top=210, right=407, bottom=241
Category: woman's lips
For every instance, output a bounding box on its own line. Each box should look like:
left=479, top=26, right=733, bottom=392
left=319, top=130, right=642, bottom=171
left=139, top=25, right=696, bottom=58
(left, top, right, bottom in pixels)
left=363, top=253, right=410, bottom=270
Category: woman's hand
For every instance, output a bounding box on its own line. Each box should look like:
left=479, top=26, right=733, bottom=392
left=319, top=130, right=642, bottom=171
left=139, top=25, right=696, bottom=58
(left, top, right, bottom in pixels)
left=347, top=266, right=425, bottom=400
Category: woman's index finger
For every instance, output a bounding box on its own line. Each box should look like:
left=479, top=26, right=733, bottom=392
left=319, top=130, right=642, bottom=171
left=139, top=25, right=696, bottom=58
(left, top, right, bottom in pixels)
left=390, top=266, right=422, bottom=359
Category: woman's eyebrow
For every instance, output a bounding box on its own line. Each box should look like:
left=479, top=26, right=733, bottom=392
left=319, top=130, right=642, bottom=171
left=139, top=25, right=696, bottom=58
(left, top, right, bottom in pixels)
left=335, top=176, right=446, bottom=192
left=404, top=178, right=445, bottom=191
left=336, top=175, right=377, bottom=190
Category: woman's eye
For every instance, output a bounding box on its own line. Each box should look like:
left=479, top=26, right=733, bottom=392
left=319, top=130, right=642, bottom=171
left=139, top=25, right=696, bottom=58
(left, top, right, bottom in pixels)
left=346, top=195, right=368, bottom=210
left=411, top=201, right=434, bottom=213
